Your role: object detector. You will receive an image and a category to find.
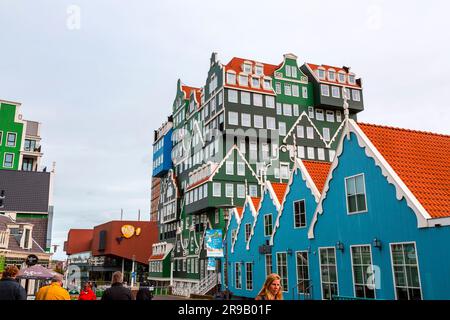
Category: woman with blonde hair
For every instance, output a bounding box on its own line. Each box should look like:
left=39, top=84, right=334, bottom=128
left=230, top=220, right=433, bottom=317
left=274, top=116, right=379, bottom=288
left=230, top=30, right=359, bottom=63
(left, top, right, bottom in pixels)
left=255, top=273, right=283, bottom=300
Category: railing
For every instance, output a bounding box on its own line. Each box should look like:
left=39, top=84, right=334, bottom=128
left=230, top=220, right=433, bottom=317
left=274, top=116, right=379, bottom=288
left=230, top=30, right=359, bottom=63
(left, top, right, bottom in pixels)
left=0, top=230, right=10, bottom=249
left=292, top=280, right=313, bottom=300
left=194, top=272, right=217, bottom=296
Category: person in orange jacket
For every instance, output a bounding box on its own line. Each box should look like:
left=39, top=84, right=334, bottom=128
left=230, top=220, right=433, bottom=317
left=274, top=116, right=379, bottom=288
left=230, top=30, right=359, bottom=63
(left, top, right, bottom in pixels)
left=78, top=282, right=97, bottom=301
left=35, top=274, right=71, bottom=300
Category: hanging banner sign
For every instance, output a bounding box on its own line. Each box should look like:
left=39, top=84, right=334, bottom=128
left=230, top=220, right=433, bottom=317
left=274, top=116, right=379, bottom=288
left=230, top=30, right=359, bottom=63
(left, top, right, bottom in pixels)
left=207, top=258, right=216, bottom=271
left=205, top=229, right=223, bottom=258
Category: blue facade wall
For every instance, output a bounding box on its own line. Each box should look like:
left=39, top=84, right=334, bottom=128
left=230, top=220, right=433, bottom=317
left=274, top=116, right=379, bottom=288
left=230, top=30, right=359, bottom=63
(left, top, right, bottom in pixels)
left=152, top=129, right=173, bottom=177
left=225, top=132, right=450, bottom=300
left=271, top=168, right=318, bottom=299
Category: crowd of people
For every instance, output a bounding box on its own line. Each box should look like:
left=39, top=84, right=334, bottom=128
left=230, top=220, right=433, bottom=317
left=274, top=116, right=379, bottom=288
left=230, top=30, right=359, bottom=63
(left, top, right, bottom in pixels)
left=1, top=265, right=283, bottom=301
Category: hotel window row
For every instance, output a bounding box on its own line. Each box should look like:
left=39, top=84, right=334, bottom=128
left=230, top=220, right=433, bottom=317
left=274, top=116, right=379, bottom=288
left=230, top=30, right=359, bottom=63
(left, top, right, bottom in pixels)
left=296, top=146, right=335, bottom=161
left=321, top=85, right=361, bottom=101
left=185, top=184, right=208, bottom=205
left=308, top=107, right=342, bottom=122
left=226, top=71, right=272, bottom=90
left=212, top=182, right=257, bottom=199
left=317, top=68, right=356, bottom=85
left=227, top=89, right=275, bottom=108
left=274, top=82, right=308, bottom=98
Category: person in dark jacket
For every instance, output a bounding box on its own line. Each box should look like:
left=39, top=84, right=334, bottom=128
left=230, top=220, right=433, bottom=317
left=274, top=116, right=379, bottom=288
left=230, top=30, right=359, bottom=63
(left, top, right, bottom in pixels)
left=0, top=265, right=27, bottom=300
left=135, top=282, right=153, bottom=301
left=101, top=271, right=133, bottom=301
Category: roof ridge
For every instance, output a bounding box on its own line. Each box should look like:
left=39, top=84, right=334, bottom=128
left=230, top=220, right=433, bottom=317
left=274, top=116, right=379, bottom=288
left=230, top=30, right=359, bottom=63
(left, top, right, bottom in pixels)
left=302, top=160, right=332, bottom=165
left=358, top=122, right=450, bottom=138
left=226, top=56, right=278, bottom=68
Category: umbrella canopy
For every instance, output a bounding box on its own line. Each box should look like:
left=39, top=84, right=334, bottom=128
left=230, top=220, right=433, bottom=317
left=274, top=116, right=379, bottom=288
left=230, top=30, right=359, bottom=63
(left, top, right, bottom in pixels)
left=17, top=264, right=57, bottom=280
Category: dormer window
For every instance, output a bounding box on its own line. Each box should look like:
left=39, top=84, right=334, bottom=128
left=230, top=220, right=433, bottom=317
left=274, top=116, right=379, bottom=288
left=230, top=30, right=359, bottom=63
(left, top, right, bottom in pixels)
left=227, top=71, right=236, bottom=85
left=255, top=65, right=263, bottom=76
left=328, top=70, right=336, bottom=81
left=21, top=227, right=32, bottom=250
left=239, top=74, right=248, bottom=86
left=263, top=78, right=272, bottom=90
left=243, top=63, right=252, bottom=74
left=338, top=72, right=346, bottom=83
left=348, top=74, right=356, bottom=84
left=317, top=68, right=326, bottom=80
left=251, top=77, right=260, bottom=88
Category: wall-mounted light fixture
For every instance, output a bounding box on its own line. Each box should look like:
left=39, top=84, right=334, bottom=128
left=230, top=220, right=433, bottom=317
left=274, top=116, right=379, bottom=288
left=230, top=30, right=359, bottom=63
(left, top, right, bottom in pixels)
left=287, top=248, right=293, bottom=256
left=372, top=238, right=382, bottom=250
left=335, top=241, right=344, bottom=252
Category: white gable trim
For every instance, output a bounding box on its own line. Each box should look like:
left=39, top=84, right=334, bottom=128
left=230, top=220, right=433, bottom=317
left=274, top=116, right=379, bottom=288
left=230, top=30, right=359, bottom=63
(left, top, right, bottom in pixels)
left=246, top=186, right=269, bottom=250
left=308, top=119, right=433, bottom=239
left=271, top=158, right=321, bottom=245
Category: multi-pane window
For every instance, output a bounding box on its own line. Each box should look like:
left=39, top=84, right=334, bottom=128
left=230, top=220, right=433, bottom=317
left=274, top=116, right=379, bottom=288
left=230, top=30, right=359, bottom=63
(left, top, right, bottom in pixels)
left=283, top=104, right=292, bottom=116
left=265, top=95, right=275, bottom=108
left=237, top=184, right=246, bottom=198
left=3, top=153, right=14, bottom=168
left=292, top=85, right=299, bottom=97
left=249, top=185, right=258, bottom=197
left=336, top=111, right=342, bottom=122
left=252, top=78, right=260, bottom=88
left=245, top=263, right=253, bottom=290
left=329, top=150, right=336, bottom=161
left=302, top=86, right=308, bottom=99
left=323, top=127, right=330, bottom=141
left=279, top=122, right=286, bottom=136
left=24, top=139, right=37, bottom=151
left=331, top=86, right=340, bottom=98
left=307, top=147, right=315, bottom=159
left=345, top=174, right=367, bottom=214
left=228, top=90, right=238, bottom=103
left=239, top=74, right=248, bottom=86
left=225, top=183, right=234, bottom=198
left=316, top=109, right=324, bottom=121
left=280, top=164, right=289, bottom=179
left=253, top=94, right=263, bottom=106
left=264, top=214, right=273, bottom=237
left=213, top=183, right=221, bottom=197
left=297, top=146, right=305, bottom=158
left=338, top=72, right=346, bottom=83
left=328, top=70, right=336, bottom=81
left=275, top=82, right=281, bottom=94
left=285, top=65, right=292, bottom=77
left=294, top=200, right=306, bottom=228
left=264, top=79, right=272, bottom=90
left=237, top=162, right=245, bottom=176
left=297, top=126, right=304, bottom=138
left=391, top=243, right=422, bottom=300
left=320, top=248, right=338, bottom=300
left=226, top=161, right=234, bottom=175
left=352, top=89, right=361, bottom=101
left=228, top=111, right=239, bottom=125
left=320, top=84, right=330, bottom=96
left=293, top=104, right=299, bottom=117
left=318, top=148, right=325, bottom=160
left=6, top=133, right=17, bottom=147
left=284, top=84, right=292, bottom=96
left=296, top=252, right=310, bottom=294
left=351, top=245, right=375, bottom=299
left=254, top=115, right=264, bottom=128
left=349, top=74, right=356, bottom=84
left=265, top=254, right=272, bottom=277
left=326, top=111, right=335, bottom=122
left=266, top=117, right=276, bottom=130
left=245, top=224, right=251, bottom=242
left=241, top=113, right=251, bottom=127
left=307, top=127, right=314, bottom=139
left=255, top=65, right=263, bottom=75
left=239, top=140, right=246, bottom=154
left=249, top=141, right=257, bottom=160
left=318, top=69, right=325, bottom=79
left=308, top=107, right=314, bottom=118
left=241, top=91, right=251, bottom=105
left=276, top=253, right=288, bottom=292
left=235, top=263, right=242, bottom=289
left=276, top=103, right=282, bottom=115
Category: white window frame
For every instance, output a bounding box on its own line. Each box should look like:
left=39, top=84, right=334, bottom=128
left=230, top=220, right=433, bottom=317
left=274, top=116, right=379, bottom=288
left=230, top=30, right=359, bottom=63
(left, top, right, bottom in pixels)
left=237, top=162, right=245, bottom=176
left=245, top=262, right=253, bottom=291
left=253, top=93, right=263, bottom=107
left=276, top=252, right=289, bottom=293
left=307, top=147, right=315, bottom=159
left=350, top=244, right=376, bottom=299
left=228, top=89, right=238, bottom=103
left=316, top=109, right=324, bottom=121
left=241, top=113, right=251, bottom=127
left=241, top=91, right=251, bottom=105
left=265, top=95, right=275, bottom=108
left=323, top=127, right=330, bottom=141
left=352, top=89, right=361, bottom=102
left=239, top=74, right=248, bottom=86
left=331, top=86, right=340, bottom=98
left=226, top=161, right=234, bottom=175
left=225, top=183, right=234, bottom=198
left=213, top=183, right=221, bottom=197
left=3, top=153, right=14, bottom=168
left=295, top=251, right=310, bottom=295
left=318, top=148, right=325, bottom=161
left=263, top=214, right=273, bottom=237
left=254, top=115, right=264, bottom=129
left=320, top=84, right=330, bottom=97
left=306, top=127, right=314, bottom=140
left=237, top=184, right=245, bottom=198
left=319, top=247, right=339, bottom=300
left=228, top=111, right=239, bottom=126
left=345, top=173, right=368, bottom=215
left=293, top=199, right=306, bottom=229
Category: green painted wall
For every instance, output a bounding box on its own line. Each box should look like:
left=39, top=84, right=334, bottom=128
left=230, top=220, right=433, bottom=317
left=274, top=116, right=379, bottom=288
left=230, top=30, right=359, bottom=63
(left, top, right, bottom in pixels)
left=0, top=102, right=23, bottom=170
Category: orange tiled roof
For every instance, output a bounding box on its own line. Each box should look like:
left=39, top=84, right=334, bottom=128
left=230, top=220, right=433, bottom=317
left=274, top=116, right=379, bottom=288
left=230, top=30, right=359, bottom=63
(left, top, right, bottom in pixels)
left=359, top=123, right=450, bottom=219
left=271, top=182, right=288, bottom=203
left=181, top=85, right=201, bottom=101
left=224, top=57, right=280, bottom=94
left=236, top=207, right=244, bottom=218
left=250, top=197, right=261, bottom=210
left=149, top=254, right=165, bottom=261
left=306, top=63, right=360, bottom=88
left=303, top=161, right=332, bottom=192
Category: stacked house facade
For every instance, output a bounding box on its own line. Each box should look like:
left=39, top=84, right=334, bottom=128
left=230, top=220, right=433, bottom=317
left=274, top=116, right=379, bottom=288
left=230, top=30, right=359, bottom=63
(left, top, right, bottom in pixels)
left=149, top=53, right=365, bottom=296
left=0, top=99, right=55, bottom=275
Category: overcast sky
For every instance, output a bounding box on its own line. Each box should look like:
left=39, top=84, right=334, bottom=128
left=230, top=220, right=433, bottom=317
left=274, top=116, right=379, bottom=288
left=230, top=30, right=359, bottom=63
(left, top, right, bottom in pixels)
left=1, top=0, right=449, bottom=260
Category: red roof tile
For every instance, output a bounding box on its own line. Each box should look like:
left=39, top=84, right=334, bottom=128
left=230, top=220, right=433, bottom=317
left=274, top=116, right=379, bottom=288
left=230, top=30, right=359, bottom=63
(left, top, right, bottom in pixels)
left=224, top=57, right=279, bottom=94
left=271, top=182, right=288, bottom=203
left=149, top=254, right=165, bottom=261
left=181, top=85, right=201, bottom=101
left=236, top=207, right=244, bottom=218
left=359, top=123, right=450, bottom=219
left=303, top=161, right=332, bottom=192
left=306, top=63, right=361, bottom=88
left=250, top=197, right=261, bottom=211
